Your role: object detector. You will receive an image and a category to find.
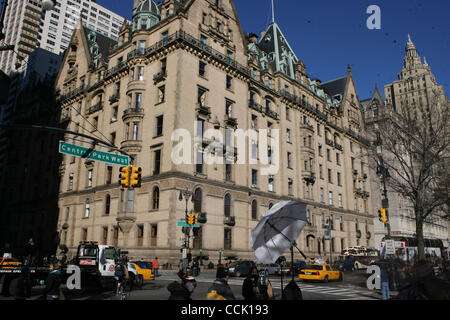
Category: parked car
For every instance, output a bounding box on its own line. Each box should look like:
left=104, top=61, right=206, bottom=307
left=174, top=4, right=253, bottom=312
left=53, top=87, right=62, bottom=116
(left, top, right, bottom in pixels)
left=299, top=264, right=344, bottom=283
left=228, top=261, right=256, bottom=277
left=262, top=263, right=280, bottom=275
left=277, top=261, right=307, bottom=276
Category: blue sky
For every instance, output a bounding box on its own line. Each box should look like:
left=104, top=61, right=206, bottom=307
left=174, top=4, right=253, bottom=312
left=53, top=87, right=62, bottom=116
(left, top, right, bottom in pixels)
left=97, top=0, right=448, bottom=100
left=4, top=0, right=447, bottom=99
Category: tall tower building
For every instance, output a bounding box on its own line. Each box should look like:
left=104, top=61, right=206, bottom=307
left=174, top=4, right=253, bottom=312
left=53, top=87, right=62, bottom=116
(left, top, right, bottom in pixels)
left=384, top=35, right=448, bottom=113
left=363, top=35, right=449, bottom=253
left=0, top=0, right=127, bottom=75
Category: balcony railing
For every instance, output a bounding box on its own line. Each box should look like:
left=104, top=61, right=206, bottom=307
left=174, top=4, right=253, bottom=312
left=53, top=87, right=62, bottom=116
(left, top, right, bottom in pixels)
left=249, top=100, right=263, bottom=112
left=104, top=61, right=128, bottom=79
left=109, top=92, right=120, bottom=103
left=123, top=108, right=145, bottom=120
left=153, top=70, right=167, bottom=83
left=87, top=102, right=103, bottom=114
left=196, top=104, right=211, bottom=117
left=280, top=90, right=328, bottom=121
left=58, top=84, right=85, bottom=102
left=325, top=138, right=334, bottom=147
left=225, top=115, right=238, bottom=127
left=224, top=216, right=236, bottom=227
left=264, top=108, right=279, bottom=120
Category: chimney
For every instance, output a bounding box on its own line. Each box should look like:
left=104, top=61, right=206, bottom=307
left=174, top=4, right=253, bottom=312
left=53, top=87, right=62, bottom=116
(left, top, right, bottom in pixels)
left=248, top=33, right=258, bottom=44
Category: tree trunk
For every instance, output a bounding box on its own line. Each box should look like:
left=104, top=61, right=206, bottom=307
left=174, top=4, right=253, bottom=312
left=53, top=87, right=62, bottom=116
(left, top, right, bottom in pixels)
left=415, top=212, right=426, bottom=261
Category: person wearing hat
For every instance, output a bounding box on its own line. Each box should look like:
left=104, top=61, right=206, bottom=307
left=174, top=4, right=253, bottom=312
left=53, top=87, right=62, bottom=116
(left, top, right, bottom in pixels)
left=206, top=266, right=236, bottom=300
left=167, top=271, right=196, bottom=300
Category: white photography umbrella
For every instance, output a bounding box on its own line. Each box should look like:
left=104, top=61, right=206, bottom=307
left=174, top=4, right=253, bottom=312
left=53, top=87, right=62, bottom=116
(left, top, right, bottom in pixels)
left=251, top=201, right=309, bottom=299
left=252, top=201, right=308, bottom=264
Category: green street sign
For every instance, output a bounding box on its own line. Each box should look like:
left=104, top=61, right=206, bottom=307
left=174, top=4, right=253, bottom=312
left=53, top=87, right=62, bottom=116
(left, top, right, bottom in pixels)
left=177, top=222, right=200, bottom=228
left=59, top=141, right=129, bottom=166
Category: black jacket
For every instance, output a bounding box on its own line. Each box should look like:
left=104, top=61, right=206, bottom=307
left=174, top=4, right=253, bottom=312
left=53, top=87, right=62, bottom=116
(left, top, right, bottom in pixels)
left=242, top=277, right=258, bottom=300
left=43, top=270, right=62, bottom=298
left=207, top=279, right=236, bottom=300
left=9, top=276, right=26, bottom=299
left=167, top=281, right=191, bottom=300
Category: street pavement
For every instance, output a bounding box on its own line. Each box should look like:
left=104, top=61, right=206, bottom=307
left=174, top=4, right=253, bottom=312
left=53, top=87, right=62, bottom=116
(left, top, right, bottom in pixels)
left=1, top=270, right=384, bottom=300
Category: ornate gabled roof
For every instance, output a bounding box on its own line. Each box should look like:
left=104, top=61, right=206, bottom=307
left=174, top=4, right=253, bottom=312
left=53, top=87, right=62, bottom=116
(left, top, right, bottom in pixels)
left=321, top=76, right=348, bottom=97
left=82, top=26, right=117, bottom=66
left=254, top=22, right=299, bottom=79
left=361, top=85, right=385, bottom=111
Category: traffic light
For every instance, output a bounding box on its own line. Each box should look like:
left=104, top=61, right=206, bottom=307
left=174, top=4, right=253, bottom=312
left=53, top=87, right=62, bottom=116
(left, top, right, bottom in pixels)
left=378, top=208, right=388, bottom=224
left=187, top=214, right=195, bottom=225
left=130, top=166, right=142, bottom=188
left=194, top=215, right=198, bottom=225
left=119, top=166, right=131, bottom=188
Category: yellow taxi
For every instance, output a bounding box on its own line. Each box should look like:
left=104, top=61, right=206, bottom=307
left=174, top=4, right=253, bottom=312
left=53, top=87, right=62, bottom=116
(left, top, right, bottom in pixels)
left=130, top=262, right=155, bottom=282
left=299, top=264, right=343, bottom=283
left=0, top=257, right=23, bottom=270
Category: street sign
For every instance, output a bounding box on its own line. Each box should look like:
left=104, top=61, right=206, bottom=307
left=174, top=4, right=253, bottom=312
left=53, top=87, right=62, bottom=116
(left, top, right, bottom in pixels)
left=177, top=222, right=200, bottom=228
left=59, top=141, right=130, bottom=166
left=385, top=240, right=395, bottom=255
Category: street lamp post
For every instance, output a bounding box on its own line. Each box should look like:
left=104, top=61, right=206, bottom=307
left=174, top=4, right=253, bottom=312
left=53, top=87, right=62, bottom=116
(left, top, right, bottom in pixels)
left=179, top=188, right=192, bottom=274
left=376, top=135, right=392, bottom=241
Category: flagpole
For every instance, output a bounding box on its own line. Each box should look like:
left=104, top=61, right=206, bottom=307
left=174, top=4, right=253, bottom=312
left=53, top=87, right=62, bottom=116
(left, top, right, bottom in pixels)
left=271, top=0, right=275, bottom=23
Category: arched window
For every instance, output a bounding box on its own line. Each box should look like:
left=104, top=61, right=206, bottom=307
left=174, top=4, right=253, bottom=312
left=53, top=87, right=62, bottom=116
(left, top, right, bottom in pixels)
left=251, top=200, right=258, bottom=220
left=194, top=188, right=202, bottom=213
left=152, top=187, right=160, bottom=210
left=224, top=194, right=231, bottom=217
left=105, top=194, right=111, bottom=215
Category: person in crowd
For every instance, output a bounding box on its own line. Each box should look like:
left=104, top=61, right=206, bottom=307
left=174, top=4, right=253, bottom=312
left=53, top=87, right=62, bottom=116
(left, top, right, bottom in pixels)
left=9, top=265, right=31, bottom=300
left=380, top=264, right=390, bottom=300
left=206, top=266, right=235, bottom=300
left=167, top=270, right=197, bottom=300
left=242, top=267, right=259, bottom=300
left=152, top=257, right=159, bottom=277
left=41, top=261, right=62, bottom=300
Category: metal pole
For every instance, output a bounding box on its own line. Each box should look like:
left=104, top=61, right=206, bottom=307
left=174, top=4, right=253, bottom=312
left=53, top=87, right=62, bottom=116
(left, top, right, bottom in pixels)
left=0, top=0, right=8, bottom=41
left=291, top=246, right=294, bottom=282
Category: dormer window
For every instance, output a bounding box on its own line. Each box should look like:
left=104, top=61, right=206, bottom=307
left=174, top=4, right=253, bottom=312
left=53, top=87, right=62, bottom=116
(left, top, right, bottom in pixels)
left=141, top=19, right=148, bottom=29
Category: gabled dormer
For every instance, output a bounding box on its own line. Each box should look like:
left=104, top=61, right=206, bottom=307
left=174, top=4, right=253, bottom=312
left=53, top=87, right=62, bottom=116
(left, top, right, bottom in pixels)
left=257, top=22, right=299, bottom=80
left=118, top=19, right=131, bottom=46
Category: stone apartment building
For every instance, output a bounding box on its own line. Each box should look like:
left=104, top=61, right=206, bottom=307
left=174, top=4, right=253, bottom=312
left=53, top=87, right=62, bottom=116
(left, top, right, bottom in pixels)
left=362, top=35, right=449, bottom=257
left=55, top=0, right=375, bottom=264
